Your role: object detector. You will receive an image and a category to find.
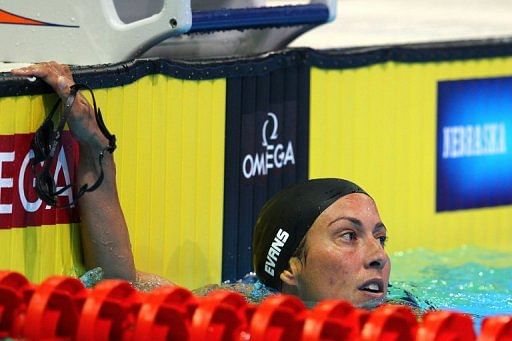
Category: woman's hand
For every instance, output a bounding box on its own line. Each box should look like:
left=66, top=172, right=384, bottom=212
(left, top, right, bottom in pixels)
left=11, top=62, right=109, bottom=151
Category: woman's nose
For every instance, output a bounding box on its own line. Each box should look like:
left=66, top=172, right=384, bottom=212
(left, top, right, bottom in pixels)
left=364, top=238, right=388, bottom=270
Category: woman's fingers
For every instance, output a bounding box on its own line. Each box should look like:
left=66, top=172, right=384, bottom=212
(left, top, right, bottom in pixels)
left=11, top=61, right=74, bottom=98
left=11, top=61, right=107, bottom=148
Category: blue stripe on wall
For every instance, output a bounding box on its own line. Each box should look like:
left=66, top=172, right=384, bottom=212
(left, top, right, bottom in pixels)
left=223, top=63, right=310, bottom=282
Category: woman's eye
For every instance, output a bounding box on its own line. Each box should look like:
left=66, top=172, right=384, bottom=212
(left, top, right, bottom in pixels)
left=378, top=236, right=388, bottom=247
left=340, top=231, right=357, bottom=241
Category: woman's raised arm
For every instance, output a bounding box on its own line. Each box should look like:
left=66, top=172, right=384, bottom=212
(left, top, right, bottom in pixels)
left=12, top=62, right=136, bottom=281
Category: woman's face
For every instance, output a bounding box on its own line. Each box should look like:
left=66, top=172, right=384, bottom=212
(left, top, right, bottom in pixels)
left=289, top=193, right=390, bottom=305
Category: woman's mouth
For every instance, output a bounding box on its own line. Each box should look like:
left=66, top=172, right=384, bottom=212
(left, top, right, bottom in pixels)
left=358, top=278, right=385, bottom=297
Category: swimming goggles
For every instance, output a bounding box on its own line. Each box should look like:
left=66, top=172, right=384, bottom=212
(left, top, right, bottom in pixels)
left=31, top=83, right=116, bottom=208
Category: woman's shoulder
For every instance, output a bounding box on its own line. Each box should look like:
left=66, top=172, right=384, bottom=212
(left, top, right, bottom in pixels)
left=79, top=268, right=276, bottom=304
left=133, top=270, right=175, bottom=292
left=79, top=267, right=175, bottom=292
left=193, top=273, right=278, bottom=304
left=385, top=283, right=437, bottom=316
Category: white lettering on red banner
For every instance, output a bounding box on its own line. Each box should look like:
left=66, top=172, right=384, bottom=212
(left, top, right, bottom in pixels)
left=0, top=133, right=79, bottom=229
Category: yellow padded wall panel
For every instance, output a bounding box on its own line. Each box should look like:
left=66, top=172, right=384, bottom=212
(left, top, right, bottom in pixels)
left=0, top=224, right=82, bottom=283
left=97, top=75, right=226, bottom=289
left=0, top=75, right=226, bottom=289
left=0, top=94, right=83, bottom=282
left=310, top=57, right=512, bottom=253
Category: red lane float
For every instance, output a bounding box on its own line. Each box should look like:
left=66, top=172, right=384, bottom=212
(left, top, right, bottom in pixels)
left=417, top=310, right=477, bottom=341
left=190, top=290, right=248, bottom=340
left=0, top=272, right=511, bottom=340
left=76, top=280, right=141, bottom=340
left=479, top=316, right=512, bottom=341
left=0, top=271, right=33, bottom=338
left=249, top=294, right=306, bottom=341
left=22, top=276, right=86, bottom=340
left=302, top=300, right=365, bottom=340
left=133, top=286, right=197, bottom=340
left=361, top=305, right=418, bottom=341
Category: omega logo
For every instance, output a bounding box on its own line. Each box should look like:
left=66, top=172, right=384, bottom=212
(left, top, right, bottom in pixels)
left=242, top=112, right=295, bottom=179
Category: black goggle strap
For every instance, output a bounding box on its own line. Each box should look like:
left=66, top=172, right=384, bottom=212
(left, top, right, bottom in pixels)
left=46, top=84, right=79, bottom=157
left=46, top=97, right=62, bottom=121
left=68, top=84, right=115, bottom=198
left=31, top=98, right=62, bottom=164
left=38, top=85, right=79, bottom=188
left=70, top=84, right=117, bottom=153
left=35, top=84, right=116, bottom=208
left=74, top=149, right=106, bottom=197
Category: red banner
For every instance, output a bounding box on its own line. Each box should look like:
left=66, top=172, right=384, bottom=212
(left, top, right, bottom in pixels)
left=0, top=133, right=79, bottom=229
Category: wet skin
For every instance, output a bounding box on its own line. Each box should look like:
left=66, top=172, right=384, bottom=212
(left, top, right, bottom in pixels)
left=286, top=193, right=390, bottom=305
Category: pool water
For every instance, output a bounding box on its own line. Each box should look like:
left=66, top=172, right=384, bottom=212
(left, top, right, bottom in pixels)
left=390, top=245, right=512, bottom=331
left=78, top=245, right=511, bottom=334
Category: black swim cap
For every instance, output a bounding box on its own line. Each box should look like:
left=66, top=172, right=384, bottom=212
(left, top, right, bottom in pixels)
left=252, top=178, right=369, bottom=290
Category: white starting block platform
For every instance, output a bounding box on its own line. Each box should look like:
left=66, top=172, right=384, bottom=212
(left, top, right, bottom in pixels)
left=0, top=0, right=336, bottom=65
left=1, top=0, right=511, bottom=68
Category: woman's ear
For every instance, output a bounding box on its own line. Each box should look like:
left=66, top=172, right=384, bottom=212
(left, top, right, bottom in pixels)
left=279, top=257, right=302, bottom=290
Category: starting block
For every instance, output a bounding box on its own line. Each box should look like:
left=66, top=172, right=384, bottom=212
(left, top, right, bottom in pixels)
left=0, top=0, right=336, bottom=65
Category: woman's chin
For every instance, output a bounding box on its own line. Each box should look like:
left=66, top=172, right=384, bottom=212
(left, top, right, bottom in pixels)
left=354, top=294, right=387, bottom=309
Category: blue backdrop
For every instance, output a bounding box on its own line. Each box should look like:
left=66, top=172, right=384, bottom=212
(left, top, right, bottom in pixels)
left=437, top=76, right=512, bottom=211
